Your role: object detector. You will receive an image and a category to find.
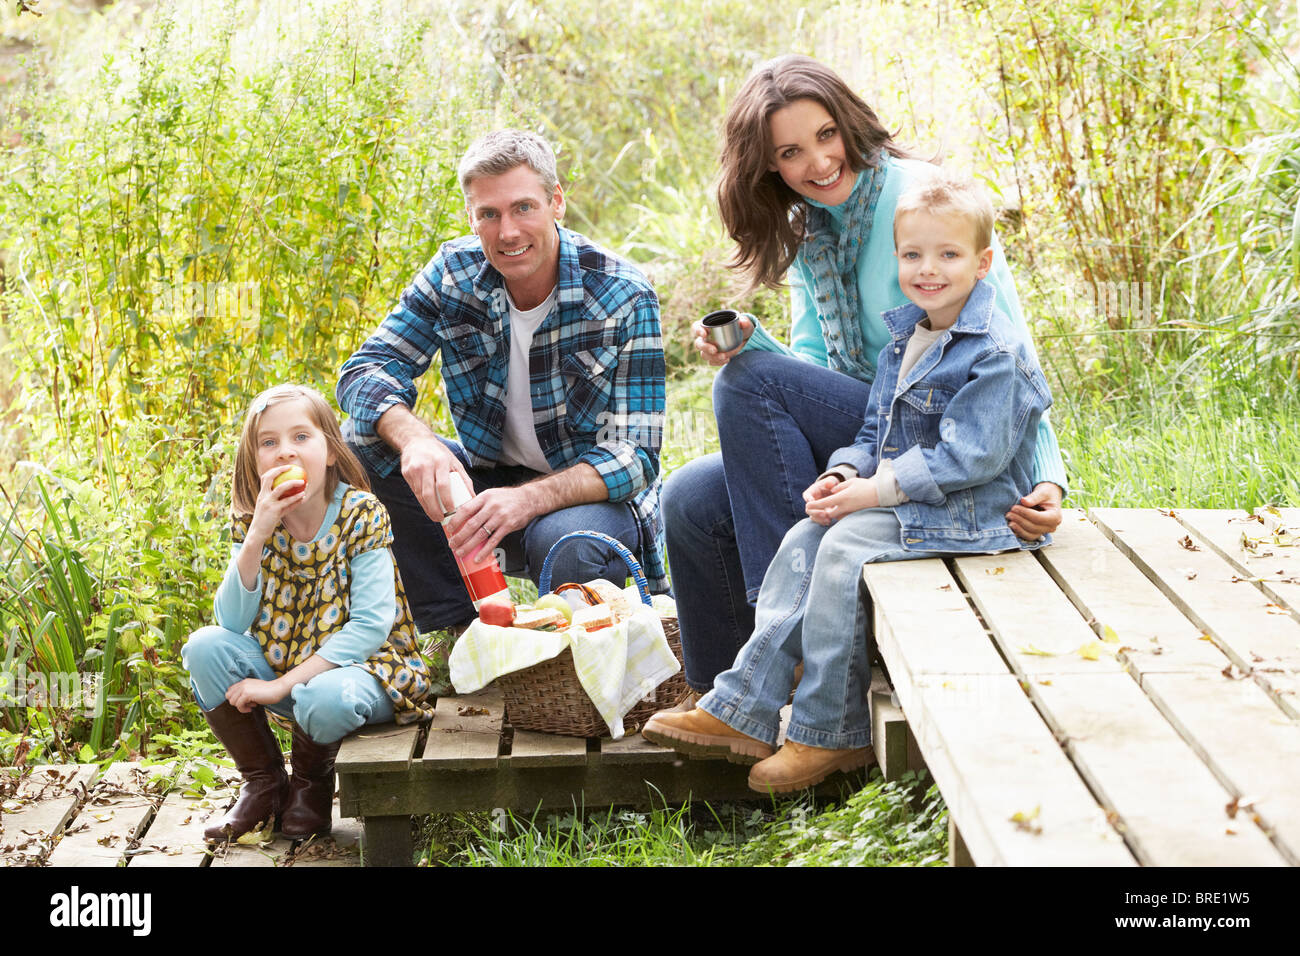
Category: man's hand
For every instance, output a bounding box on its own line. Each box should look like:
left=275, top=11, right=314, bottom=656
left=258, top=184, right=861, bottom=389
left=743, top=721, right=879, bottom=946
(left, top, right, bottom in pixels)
left=378, top=404, right=471, bottom=523
left=445, top=485, right=538, bottom=564
left=400, top=433, right=471, bottom=524
left=1006, top=482, right=1064, bottom=541
left=805, top=476, right=879, bottom=525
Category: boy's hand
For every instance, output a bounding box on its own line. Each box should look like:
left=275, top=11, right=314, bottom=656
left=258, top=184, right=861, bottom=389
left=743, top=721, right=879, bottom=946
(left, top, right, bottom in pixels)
left=802, top=475, right=842, bottom=504
left=805, top=476, right=879, bottom=525
left=1006, top=483, right=1063, bottom=541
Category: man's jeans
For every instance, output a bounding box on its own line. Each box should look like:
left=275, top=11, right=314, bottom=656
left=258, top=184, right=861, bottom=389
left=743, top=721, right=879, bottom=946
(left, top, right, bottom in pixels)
left=698, top=508, right=924, bottom=750
left=662, top=351, right=873, bottom=690
left=356, top=437, right=641, bottom=632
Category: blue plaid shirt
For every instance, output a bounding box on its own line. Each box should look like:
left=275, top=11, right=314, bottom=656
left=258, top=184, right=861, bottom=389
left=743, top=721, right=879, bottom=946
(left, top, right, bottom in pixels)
left=337, top=225, right=668, bottom=590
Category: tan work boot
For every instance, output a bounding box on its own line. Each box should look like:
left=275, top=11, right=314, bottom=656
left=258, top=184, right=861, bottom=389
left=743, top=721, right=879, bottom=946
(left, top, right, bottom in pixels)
left=642, top=708, right=775, bottom=764
left=661, top=687, right=702, bottom=714
left=748, top=740, right=873, bottom=794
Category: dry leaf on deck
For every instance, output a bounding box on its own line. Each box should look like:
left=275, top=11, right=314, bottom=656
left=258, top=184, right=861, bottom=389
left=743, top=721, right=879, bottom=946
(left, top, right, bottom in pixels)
left=985, top=567, right=1005, bottom=576
left=1102, top=625, right=1120, bottom=644
left=1178, top=535, right=1200, bottom=551
left=1077, top=642, right=1101, bottom=661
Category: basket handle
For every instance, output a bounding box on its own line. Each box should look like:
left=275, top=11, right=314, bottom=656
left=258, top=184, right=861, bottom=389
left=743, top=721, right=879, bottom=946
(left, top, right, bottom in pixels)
left=538, top=531, right=652, bottom=606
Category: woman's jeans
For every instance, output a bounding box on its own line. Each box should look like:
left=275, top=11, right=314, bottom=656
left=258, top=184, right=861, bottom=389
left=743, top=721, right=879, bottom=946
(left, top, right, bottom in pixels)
left=698, top=508, right=924, bottom=750
left=356, top=437, right=642, bottom=632
left=662, top=351, right=874, bottom=690
left=183, top=627, right=395, bottom=744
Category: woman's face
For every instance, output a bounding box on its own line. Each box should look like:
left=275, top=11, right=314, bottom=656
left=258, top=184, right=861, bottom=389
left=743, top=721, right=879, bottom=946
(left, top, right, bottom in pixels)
left=767, top=98, right=857, bottom=206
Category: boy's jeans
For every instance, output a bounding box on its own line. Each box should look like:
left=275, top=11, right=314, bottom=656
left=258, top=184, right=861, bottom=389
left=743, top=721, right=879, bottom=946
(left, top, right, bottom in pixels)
left=662, top=351, right=874, bottom=690
left=698, top=508, right=926, bottom=751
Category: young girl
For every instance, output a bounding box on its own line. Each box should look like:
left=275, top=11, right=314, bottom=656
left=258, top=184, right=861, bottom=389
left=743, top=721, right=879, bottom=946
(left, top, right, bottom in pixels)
left=660, top=55, right=1068, bottom=697
left=183, top=384, right=434, bottom=842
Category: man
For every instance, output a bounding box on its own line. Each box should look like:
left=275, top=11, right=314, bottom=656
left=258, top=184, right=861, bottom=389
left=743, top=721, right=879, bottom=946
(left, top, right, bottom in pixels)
left=337, top=130, right=666, bottom=632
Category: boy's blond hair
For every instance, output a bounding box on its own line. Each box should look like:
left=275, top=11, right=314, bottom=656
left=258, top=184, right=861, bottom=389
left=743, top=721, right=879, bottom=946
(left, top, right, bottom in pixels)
left=893, top=168, right=994, bottom=252
left=232, top=384, right=370, bottom=517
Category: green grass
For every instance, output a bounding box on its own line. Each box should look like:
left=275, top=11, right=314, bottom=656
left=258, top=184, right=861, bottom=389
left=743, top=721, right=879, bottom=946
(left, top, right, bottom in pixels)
left=415, top=770, right=946, bottom=867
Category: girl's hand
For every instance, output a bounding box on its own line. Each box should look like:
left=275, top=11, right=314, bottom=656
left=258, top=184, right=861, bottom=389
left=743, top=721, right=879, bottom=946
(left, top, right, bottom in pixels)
left=805, top=476, right=879, bottom=525
left=1006, top=483, right=1064, bottom=541
left=226, top=677, right=288, bottom=713
left=247, top=465, right=309, bottom=542
left=693, top=316, right=753, bottom=367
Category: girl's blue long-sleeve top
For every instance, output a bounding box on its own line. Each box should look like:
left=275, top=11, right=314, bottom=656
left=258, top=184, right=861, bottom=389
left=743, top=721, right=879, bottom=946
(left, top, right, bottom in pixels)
left=213, top=482, right=398, bottom=667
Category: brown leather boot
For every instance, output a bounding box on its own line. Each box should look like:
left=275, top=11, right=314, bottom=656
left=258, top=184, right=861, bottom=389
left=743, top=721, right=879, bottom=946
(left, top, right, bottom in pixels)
left=747, top=740, right=873, bottom=794
left=279, top=723, right=341, bottom=839
left=202, top=702, right=288, bottom=842
left=642, top=708, right=775, bottom=764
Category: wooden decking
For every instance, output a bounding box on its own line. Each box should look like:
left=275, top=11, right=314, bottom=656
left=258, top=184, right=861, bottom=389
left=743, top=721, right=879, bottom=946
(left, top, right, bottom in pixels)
left=335, top=687, right=870, bottom=866
left=1, top=761, right=362, bottom=867
left=863, top=506, right=1300, bottom=866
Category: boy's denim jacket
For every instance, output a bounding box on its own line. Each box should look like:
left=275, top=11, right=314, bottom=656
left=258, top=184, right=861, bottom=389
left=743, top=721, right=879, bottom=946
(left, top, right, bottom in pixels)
left=827, top=279, right=1053, bottom=554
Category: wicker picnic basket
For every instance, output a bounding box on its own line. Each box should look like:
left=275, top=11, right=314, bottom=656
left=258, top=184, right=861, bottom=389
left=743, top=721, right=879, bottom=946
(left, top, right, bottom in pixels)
left=495, top=531, right=686, bottom=737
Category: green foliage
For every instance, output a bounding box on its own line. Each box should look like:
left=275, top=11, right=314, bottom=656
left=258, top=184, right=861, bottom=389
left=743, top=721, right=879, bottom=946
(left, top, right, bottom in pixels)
left=421, top=771, right=946, bottom=867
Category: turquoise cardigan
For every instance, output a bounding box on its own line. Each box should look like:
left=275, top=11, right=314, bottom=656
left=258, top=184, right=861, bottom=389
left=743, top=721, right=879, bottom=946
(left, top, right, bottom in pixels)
left=742, top=155, right=1068, bottom=492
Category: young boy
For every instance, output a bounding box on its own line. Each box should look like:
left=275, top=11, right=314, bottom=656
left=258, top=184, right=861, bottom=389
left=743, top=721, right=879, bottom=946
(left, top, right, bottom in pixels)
left=644, top=169, right=1055, bottom=792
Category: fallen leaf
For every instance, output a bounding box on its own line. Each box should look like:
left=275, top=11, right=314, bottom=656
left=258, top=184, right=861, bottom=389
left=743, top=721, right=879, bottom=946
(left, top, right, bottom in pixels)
left=1222, top=663, right=1247, bottom=680
left=938, top=584, right=952, bottom=591
left=1009, top=806, right=1042, bottom=834
left=235, top=823, right=274, bottom=846
left=1178, top=534, right=1200, bottom=551
left=1199, top=633, right=1214, bottom=641
left=1019, top=644, right=1058, bottom=657
left=1077, top=642, right=1101, bottom=661
left=1037, top=679, right=1053, bottom=686
left=1177, top=567, right=1198, bottom=580
left=1225, top=795, right=1257, bottom=819
left=986, top=567, right=1005, bottom=576
left=457, top=706, right=489, bottom=716
left=1102, top=624, right=1120, bottom=644
left=1225, top=828, right=1237, bottom=836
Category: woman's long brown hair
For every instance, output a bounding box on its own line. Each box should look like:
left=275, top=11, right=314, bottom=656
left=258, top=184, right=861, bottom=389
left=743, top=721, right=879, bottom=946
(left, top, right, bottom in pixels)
left=717, top=55, right=911, bottom=291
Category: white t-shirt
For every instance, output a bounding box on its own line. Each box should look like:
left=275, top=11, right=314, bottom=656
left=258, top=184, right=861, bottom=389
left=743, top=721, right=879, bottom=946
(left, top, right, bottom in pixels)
left=497, top=286, right=557, bottom=473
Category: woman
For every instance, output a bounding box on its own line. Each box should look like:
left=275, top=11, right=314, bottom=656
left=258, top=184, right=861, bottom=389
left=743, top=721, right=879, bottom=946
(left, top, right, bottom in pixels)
left=662, top=55, right=1066, bottom=697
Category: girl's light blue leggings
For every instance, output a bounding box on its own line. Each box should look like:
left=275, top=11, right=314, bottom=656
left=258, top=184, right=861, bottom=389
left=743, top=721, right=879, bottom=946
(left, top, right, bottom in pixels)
left=182, top=626, right=395, bottom=744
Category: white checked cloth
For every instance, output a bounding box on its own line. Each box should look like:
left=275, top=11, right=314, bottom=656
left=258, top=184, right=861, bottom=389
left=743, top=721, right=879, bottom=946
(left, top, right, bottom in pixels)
left=448, top=601, right=680, bottom=739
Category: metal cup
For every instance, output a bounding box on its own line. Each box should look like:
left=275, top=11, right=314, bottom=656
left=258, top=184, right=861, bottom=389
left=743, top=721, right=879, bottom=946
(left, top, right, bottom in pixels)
left=702, top=309, right=743, bottom=352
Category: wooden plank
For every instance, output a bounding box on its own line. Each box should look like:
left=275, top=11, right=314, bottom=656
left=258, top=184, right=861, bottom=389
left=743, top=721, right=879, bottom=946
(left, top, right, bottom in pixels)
left=208, top=836, right=295, bottom=867
left=863, top=558, right=1008, bottom=679
left=1091, top=508, right=1300, bottom=716
left=597, top=732, right=680, bottom=765
left=1177, top=508, right=1300, bottom=621
left=1, top=764, right=99, bottom=866
left=507, top=730, right=589, bottom=768
left=45, top=763, right=162, bottom=867
left=954, top=550, right=1126, bottom=676
left=128, top=788, right=214, bottom=868
left=865, top=565, right=1132, bottom=865
left=336, top=721, right=422, bottom=774
left=421, top=688, right=505, bottom=770
left=1036, top=511, right=1228, bottom=677
left=1143, top=672, right=1300, bottom=864
left=289, top=805, right=363, bottom=867
left=1030, top=673, right=1286, bottom=866
left=870, top=670, right=910, bottom=782
left=904, top=675, right=1133, bottom=866
left=359, top=815, right=413, bottom=868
